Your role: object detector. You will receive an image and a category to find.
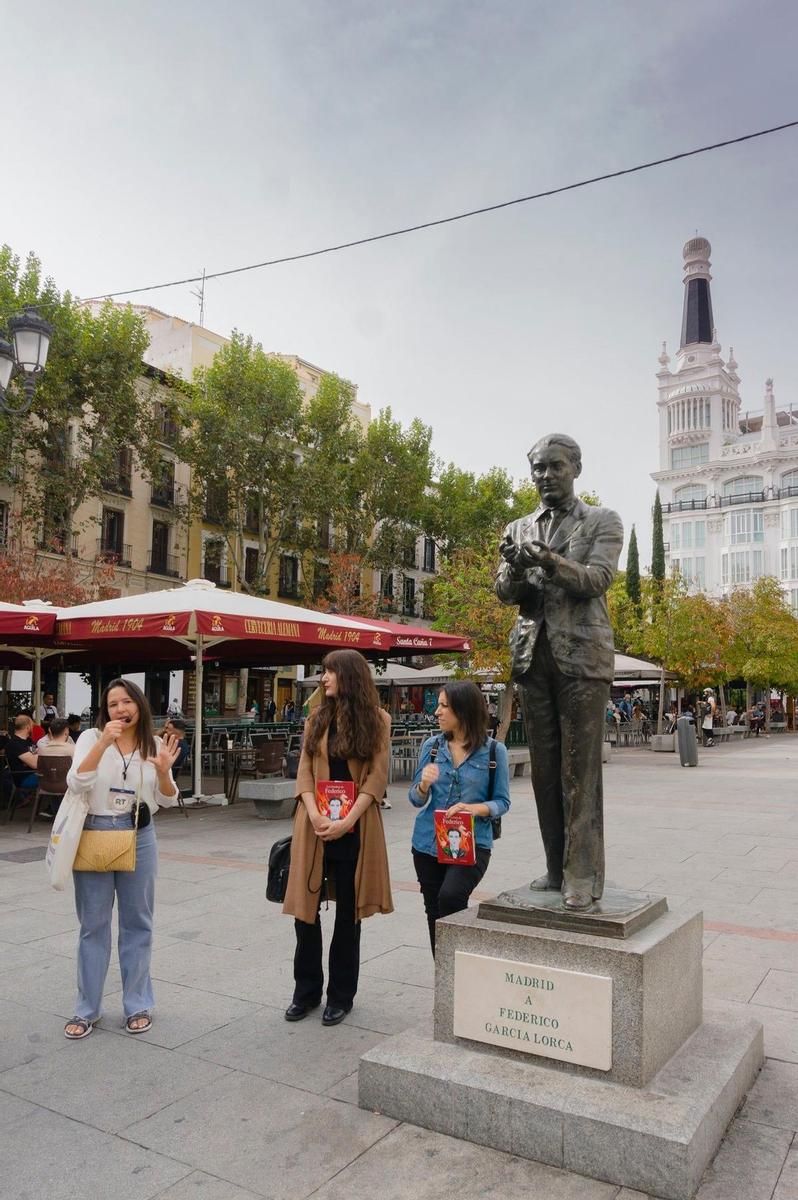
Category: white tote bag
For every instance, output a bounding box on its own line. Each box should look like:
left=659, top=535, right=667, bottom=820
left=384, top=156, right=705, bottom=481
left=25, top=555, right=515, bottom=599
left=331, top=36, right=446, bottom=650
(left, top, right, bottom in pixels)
left=46, top=789, right=90, bottom=891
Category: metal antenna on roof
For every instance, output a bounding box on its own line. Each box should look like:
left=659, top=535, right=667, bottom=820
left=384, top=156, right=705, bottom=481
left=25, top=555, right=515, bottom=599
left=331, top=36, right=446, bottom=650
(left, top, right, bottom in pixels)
left=190, top=268, right=206, bottom=327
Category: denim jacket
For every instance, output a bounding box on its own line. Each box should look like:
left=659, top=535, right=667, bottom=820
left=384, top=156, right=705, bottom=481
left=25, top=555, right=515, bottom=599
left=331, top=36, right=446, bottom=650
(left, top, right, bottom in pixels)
left=409, top=734, right=511, bottom=856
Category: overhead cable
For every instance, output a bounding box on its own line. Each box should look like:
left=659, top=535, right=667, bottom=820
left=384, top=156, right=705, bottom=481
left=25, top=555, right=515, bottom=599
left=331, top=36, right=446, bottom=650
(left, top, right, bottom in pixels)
left=83, top=118, right=798, bottom=302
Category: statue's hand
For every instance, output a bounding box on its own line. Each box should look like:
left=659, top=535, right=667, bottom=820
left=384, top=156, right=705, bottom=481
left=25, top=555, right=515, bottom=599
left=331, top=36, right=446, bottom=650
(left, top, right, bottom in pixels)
left=519, top=540, right=556, bottom=573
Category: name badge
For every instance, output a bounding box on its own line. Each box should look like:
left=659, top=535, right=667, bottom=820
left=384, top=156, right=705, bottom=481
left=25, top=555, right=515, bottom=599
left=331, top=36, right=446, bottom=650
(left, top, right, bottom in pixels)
left=108, top=786, right=136, bottom=812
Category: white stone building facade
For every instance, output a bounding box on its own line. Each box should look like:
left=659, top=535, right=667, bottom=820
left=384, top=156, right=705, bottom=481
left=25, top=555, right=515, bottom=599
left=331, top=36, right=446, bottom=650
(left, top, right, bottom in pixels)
left=652, top=237, right=798, bottom=612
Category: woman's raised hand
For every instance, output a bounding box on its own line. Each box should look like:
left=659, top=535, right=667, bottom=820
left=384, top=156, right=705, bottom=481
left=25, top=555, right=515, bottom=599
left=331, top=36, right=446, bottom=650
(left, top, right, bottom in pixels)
left=149, top=732, right=181, bottom=773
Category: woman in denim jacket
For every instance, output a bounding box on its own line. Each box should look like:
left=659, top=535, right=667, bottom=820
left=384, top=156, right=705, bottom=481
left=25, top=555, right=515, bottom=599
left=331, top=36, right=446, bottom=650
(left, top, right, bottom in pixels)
left=409, top=681, right=510, bottom=954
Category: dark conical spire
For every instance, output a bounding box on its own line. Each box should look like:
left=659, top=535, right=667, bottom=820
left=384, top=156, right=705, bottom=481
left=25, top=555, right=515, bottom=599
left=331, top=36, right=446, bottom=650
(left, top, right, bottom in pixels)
left=680, top=236, right=714, bottom=348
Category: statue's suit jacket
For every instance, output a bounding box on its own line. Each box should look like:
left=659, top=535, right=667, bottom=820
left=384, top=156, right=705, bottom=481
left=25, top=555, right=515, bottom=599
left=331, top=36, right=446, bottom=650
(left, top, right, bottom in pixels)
left=496, top=499, right=623, bottom=683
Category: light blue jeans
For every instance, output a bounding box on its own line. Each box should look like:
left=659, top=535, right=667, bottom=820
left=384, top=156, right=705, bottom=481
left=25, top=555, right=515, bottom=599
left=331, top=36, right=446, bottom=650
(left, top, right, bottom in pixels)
left=72, top=814, right=158, bottom=1021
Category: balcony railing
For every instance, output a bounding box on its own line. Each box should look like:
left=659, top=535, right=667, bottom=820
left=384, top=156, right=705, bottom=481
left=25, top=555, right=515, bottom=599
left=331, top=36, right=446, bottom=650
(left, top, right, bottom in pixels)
left=724, top=490, right=766, bottom=506
left=38, top=532, right=79, bottom=557
left=96, top=540, right=132, bottom=567
left=151, top=483, right=177, bottom=509
left=155, top=417, right=180, bottom=447
left=147, top=552, right=181, bottom=578
left=102, top=475, right=133, bottom=497
left=662, top=489, right=778, bottom=513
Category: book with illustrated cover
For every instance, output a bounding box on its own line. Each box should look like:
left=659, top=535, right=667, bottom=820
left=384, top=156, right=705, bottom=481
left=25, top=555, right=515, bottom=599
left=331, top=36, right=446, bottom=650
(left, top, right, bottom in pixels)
left=316, top=780, right=356, bottom=821
left=434, top=809, right=476, bottom=865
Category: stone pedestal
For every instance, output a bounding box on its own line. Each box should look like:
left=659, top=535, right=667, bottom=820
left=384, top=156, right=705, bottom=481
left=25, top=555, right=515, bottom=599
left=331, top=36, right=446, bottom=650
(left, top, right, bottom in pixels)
left=238, top=779, right=296, bottom=819
left=359, top=895, right=763, bottom=1199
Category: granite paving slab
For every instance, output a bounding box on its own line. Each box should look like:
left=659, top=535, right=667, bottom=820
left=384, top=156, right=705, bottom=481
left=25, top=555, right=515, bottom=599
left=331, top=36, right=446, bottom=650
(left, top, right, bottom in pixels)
left=741, top=1059, right=798, bottom=1131
left=152, top=1172, right=265, bottom=1200
left=0, top=905, right=78, bottom=943
left=177, top=1004, right=386, bottom=1093
left=0, top=1028, right=231, bottom=1132
left=343, top=974, right=434, bottom=1035
left=751, top=969, right=798, bottom=1012
left=361, top=944, right=435, bottom=989
left=0, top=1090, right=190, bottom=1200
left=0, top=948, right=123, bottom=1018
left=694, top=1118, right=792, bottom=1200
left=98, top=979, right=266, bottom=1050
left=308, top=1122, right=619, bottom=1200
left=0, top=996, right=80, bottom=1072
left=122, top=1069, right=398, bottom=1198
left=774, top=1144, right=798, bottom=1200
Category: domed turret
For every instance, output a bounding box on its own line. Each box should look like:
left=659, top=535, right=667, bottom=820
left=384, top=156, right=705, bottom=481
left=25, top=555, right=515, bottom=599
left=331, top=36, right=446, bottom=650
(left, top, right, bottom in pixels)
left=680, top=234, right=714, bottom=348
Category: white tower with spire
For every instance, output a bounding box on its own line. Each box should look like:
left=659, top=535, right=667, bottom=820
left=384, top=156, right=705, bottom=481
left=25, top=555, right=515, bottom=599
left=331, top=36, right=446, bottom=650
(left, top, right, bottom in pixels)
left=652, top=238, right=798, bottom=607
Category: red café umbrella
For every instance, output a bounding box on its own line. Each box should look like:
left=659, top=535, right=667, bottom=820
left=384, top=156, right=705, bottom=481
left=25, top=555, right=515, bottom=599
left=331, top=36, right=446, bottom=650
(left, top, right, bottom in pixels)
left=0, top=600, right=60, bottom=715
left=54, top=580, right=471, bottom=798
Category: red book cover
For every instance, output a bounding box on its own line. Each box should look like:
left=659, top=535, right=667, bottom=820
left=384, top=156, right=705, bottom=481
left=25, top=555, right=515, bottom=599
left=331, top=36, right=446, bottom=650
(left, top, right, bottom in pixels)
left=434, top=810, right=476, bottom=865
left=316, top=780, right=356, bottom=821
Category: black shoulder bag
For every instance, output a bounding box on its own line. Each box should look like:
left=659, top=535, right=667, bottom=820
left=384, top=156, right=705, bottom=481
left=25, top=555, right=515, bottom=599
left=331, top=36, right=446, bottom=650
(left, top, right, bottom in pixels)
left=266, top=835, right=292, bottom=903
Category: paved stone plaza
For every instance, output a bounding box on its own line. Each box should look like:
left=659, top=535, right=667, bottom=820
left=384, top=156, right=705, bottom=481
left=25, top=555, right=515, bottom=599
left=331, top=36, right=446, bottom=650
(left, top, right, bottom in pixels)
left=1, top=738, right=797, bottom=1200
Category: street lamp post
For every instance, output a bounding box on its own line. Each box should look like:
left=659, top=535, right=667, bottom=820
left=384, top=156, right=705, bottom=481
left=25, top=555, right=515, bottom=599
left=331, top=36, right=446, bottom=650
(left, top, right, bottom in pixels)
left=0, top=306, right=53, bottom=415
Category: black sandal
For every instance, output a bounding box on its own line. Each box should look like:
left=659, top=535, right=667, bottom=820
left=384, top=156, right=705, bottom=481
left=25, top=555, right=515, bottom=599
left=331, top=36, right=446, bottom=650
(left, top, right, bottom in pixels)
left=64, top=1017, right=95, bottom=1040
left=125, top=1011, right=152, bottom=1034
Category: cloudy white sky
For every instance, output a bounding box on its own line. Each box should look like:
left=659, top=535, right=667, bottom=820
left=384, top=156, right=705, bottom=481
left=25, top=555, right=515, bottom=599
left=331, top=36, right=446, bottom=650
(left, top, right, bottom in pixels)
left=4, top=0, right=797, bottom=565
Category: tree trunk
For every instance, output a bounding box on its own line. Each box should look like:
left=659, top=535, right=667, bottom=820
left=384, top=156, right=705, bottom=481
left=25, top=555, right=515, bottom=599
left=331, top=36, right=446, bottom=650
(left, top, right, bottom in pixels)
left=746, top=681, right=752, bottom=720
left=496, top=683, right=514, bottom=743
left=657, top=665, right=666, bottom=734
left=764, top=686, right=771, bottom=734
left=0, top=668, right=8, bottom=728
left=237, top=667, right=248, bottom=716
left=718, top=682, right=727, bottom=726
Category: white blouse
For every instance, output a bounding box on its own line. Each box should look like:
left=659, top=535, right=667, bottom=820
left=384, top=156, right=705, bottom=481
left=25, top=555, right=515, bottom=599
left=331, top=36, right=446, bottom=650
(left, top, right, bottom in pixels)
left=67, top=729, right=179, bottom=816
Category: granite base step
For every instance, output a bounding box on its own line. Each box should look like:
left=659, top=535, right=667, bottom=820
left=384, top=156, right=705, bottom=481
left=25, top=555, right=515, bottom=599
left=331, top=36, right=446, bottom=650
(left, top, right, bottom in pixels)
left=359, top=1006, right=763, bottom=1200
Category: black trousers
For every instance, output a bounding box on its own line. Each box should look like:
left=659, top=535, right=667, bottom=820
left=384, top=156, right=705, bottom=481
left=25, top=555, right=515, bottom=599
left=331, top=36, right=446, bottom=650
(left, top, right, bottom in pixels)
left=292, top=857, right=360, bottom=1009
left=413, top=847, right=490, bottom=955
left=517, top=626, right=608, bottom=900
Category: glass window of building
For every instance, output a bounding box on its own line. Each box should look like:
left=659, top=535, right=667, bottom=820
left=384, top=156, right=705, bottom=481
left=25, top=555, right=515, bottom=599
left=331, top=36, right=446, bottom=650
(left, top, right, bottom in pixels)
left=671, top=444, right=709, bottom=470
left=753, top=511, right=764, bottom=542
left=694, top=520, right=706, bottom=547
left=673, top=483, right=707, bottom=505
left=695, top=557, right=706, bottom=589
left=671, top=523, right=680, bottom=549
left=730, top=511, right=750, bottom=544
left=682, top=523, right=693, bottom=549
left=722, top=475, right=764, bottom=500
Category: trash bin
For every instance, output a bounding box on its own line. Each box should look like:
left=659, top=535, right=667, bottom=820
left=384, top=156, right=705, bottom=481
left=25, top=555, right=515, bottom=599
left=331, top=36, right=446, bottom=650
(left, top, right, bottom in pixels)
left=676, top=715, right=698, bottom=767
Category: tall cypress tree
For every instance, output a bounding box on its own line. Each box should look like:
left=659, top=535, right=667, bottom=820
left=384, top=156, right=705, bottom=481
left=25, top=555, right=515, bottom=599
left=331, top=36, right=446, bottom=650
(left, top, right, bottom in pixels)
left=626, top=525, right=641, bottom=607
left=651, top=492, right=665, bottom=586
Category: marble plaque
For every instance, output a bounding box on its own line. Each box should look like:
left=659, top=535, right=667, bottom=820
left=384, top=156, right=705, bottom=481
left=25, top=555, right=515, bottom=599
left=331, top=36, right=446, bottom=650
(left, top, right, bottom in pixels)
left=453, top=950, right=612, bottom=1071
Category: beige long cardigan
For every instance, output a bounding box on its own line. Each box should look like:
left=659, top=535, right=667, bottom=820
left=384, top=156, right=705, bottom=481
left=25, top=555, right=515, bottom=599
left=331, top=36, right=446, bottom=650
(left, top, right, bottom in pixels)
left=283, top=709, right=394, bottom=925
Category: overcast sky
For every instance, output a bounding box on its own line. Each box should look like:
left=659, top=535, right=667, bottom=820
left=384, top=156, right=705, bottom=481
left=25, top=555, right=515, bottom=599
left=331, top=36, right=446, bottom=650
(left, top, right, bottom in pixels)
left=4, top=0, right=797, bottom=566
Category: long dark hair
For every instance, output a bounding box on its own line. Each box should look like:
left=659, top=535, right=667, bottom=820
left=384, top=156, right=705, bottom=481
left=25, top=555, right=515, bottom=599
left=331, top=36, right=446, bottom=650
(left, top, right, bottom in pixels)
left=304, top=650, right=385, bottom=762
left=442, top=681, right=488, bottom=753
left=96, top=677, right=157, bottom=760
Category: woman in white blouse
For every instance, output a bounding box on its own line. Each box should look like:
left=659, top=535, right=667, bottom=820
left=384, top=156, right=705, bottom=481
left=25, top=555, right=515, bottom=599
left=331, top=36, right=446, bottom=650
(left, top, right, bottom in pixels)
left=64, top=678, right=180, bottom=1040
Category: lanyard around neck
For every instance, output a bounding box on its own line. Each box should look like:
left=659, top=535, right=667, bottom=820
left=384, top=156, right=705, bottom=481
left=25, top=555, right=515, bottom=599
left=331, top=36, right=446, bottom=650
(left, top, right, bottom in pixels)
left=115, top=742, right=137, bottom=782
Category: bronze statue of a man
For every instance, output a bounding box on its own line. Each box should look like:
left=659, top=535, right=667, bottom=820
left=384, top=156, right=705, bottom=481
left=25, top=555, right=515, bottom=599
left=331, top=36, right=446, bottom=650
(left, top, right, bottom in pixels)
left=496, top=434, right=623, bottom=911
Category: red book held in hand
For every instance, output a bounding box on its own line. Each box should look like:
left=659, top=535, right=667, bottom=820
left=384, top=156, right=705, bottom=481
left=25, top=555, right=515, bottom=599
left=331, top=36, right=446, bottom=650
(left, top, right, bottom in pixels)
left=316, top=780, right=356, bottom=822
left=434, top=810, right=476, bottom=865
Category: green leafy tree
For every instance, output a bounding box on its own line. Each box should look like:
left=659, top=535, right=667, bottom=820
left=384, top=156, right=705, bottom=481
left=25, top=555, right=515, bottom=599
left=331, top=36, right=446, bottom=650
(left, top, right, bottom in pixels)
left=724, top=578, right=798, bottom=724
left=428, top=542, right=516, bottom=738
left=0, top=246, right=151, bottom=544
left=347, top=408, right=435, bottom=571
left=185, top=332, right=304, bottom=592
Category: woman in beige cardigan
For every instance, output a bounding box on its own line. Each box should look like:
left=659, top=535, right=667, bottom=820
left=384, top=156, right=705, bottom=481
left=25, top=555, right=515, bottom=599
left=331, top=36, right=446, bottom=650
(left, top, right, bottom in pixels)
left=283, top=649, right=392, bottom=1026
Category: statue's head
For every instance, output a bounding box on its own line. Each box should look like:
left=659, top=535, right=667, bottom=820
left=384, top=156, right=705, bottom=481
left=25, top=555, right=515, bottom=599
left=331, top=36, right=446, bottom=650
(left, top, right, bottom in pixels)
left=527, top=434, right=582, bottom=507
